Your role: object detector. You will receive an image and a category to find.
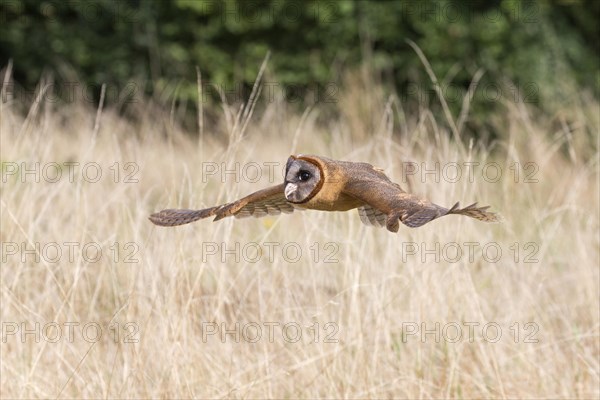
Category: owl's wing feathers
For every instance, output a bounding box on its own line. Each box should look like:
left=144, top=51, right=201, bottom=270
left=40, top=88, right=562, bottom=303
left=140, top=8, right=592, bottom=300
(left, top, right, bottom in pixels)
left=343, top=168, right=499, bottom=232
left=149, top=184, right=295, bottom=227
left=395, top=199, right=499, bottom=229
left=227, top=184, right=295, bottom=219
left=357, top=205, right=388, bottom=227
left=148, top=207, right=220, bottom=227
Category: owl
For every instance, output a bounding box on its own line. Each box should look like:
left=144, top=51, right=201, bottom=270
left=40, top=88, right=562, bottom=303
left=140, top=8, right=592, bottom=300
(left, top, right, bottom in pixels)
left=149, top=154, right=499, bottom=232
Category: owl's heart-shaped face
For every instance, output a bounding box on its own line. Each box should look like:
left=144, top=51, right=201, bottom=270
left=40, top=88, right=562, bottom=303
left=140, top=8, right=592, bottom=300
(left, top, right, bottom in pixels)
left=283, top=157, right=321, bottom=203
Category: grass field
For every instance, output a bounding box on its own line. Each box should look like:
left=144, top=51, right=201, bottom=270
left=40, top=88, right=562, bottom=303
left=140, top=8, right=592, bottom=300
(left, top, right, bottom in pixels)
left=1, top=64, right=599, bottom=398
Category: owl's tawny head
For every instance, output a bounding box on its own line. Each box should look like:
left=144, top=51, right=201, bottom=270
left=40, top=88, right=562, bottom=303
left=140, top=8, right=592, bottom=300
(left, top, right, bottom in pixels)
left=284, top=156, right=322, bottom=203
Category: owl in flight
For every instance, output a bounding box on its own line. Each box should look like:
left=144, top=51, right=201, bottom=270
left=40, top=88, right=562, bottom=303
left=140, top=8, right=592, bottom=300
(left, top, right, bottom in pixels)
left=149, top=155, right=499, bottom=232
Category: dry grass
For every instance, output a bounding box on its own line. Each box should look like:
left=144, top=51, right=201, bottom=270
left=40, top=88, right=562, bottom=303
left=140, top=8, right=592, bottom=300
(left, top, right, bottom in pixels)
left=1, top=63, right=599, bottom=399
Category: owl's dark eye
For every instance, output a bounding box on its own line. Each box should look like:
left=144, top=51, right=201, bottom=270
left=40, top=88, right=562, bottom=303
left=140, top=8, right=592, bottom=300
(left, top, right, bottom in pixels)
left=298, top=170, right=311, bottom=181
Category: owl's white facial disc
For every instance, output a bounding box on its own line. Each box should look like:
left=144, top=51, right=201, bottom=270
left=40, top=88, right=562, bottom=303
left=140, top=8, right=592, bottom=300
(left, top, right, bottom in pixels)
left=284, top=158, right=321, bottom=203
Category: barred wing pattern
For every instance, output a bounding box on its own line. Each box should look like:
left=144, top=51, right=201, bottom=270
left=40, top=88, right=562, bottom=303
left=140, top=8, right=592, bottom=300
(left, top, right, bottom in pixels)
left=345, top=168, right=499, bottom=232
left=357, top=205, right=387, bottom=227
left=398, top=201, right=498, bottom=228
left=149, top=184, right=294, bottom=227
left=356, top=198, right=499, bottom=232
left=148, top=207, right=220, bottom=227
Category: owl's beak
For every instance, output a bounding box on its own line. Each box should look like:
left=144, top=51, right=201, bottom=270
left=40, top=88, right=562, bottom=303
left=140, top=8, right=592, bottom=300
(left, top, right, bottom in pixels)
left=284, top=183, right=297, bottom=200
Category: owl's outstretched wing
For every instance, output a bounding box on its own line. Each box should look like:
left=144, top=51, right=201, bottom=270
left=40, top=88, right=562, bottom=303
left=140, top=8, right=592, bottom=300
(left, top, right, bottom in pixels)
left=149, top=184, right=295, bottom=227
left=343, top=167, right=499, bottom=232
left=386, top=199, right=499, bottom=231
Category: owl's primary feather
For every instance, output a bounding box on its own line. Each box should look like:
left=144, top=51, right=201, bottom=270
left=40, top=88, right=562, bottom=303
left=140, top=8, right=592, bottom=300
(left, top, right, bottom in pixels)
left=149, top=154, right=500, bottom=232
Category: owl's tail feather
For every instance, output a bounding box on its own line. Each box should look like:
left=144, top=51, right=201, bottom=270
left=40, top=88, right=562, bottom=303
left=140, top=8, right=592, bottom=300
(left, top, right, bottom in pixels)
left=446, top=202, right=501, bottom=223
left=149, top=207, right=219, bottom=226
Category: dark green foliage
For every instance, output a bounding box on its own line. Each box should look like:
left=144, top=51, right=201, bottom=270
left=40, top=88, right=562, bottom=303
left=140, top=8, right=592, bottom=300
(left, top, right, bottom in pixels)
left=1, top=0, right=598, bottom=132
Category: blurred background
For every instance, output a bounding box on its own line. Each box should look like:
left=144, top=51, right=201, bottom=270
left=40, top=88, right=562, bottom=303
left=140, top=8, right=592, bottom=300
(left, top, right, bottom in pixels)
left=1, top=1, right=599, bottom=398
left=1, top=0, right=598, bottom=138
